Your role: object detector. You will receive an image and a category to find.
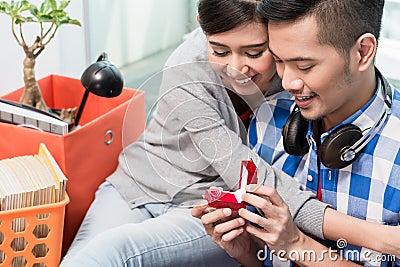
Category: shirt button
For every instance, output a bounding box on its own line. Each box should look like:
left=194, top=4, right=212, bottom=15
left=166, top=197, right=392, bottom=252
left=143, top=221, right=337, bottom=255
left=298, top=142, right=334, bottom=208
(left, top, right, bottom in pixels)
left=307, top=175, right=313, bottom=182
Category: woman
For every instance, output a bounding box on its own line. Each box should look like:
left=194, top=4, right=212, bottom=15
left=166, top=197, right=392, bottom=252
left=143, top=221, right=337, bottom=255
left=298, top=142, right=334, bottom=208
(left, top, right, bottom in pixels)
left=61, top=0, right=398, bottom=266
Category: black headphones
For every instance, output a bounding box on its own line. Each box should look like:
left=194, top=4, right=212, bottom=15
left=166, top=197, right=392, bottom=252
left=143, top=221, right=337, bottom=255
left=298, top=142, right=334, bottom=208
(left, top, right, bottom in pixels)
left=282, top=69, right=392, bottom=169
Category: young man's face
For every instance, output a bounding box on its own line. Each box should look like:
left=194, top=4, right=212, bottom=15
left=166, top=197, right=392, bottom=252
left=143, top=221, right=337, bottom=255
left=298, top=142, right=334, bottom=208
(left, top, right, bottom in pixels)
left=268, top=16, right=361, bottom=130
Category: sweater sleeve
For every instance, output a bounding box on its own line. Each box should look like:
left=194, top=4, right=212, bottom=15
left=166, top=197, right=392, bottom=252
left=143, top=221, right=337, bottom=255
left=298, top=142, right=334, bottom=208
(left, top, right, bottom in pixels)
left=264, top=166, right=329, bottom=240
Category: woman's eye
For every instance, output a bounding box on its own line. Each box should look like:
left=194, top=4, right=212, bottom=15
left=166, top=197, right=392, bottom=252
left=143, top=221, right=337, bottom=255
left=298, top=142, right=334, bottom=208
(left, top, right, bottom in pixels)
left=272, top=57, right=282, bottom=64
left=212, top=50, right=230, bottom=57
left=245, top=51, right=264, bottom=58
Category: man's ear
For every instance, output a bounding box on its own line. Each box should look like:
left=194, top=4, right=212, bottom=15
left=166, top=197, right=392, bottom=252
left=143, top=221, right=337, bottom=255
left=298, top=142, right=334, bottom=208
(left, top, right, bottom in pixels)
left=355, top=33, right=377, bottom=71
left=196, top=14, right=200, bottom=23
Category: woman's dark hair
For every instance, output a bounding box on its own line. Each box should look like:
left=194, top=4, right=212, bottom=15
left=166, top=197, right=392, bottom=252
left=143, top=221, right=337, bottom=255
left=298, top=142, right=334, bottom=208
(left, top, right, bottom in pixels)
left=198, top=0, right=262, bottom=35
left=257, top=0, right=385, bottom=59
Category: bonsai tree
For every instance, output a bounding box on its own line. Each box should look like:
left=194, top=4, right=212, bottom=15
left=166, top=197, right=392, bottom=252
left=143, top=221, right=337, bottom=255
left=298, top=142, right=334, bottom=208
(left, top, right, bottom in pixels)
left=0, top=0, right=81, bottom=124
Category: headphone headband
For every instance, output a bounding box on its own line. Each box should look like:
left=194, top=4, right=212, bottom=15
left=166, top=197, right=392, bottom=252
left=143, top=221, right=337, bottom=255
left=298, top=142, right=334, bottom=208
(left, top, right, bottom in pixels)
left=340, top=68, right=392, bottom=161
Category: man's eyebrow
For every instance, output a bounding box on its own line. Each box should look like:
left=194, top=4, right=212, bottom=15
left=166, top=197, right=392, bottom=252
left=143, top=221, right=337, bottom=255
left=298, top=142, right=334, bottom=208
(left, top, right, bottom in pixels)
left=209, top=41, right=267, bottom=49
left=269, top=48, right=314, bottom=62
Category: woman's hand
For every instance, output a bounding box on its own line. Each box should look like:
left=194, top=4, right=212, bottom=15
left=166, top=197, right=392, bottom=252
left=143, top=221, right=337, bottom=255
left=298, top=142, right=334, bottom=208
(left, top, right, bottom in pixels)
left=192, top=201, right=251, bottom=258
left=191, top=200, right=264, bottom=266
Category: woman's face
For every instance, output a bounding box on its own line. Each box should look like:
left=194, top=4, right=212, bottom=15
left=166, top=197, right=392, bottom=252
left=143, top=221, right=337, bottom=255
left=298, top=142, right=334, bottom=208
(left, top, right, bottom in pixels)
left=207, top=22, right=276, bottom=95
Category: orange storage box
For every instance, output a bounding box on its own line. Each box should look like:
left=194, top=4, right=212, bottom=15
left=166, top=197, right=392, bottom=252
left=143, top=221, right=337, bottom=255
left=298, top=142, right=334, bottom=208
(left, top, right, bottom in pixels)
left=0, top=75, right=146, bottom=256
left=0, top=195, right=70, bottom=266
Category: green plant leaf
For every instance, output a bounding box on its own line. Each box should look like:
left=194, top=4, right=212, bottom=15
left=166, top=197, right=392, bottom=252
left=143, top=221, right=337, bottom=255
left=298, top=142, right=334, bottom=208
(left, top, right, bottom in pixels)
left=59, top=0, right=70, bottom=10
left=1, top=0, right=81, bottom=62
left=50, top=9, right=66, bottom=18
left=19, top=1, right=33, bottom=13
left=29, top=6, right=38, bottom=17
left=0, top=2, right=10, bottom=13
left=40, top=1, right=50, bottom=14
left=67, top=18, right=80, bottom=26
left=18, top=0, right=29, bottom=11
left=38, top=14, right=52, bottom=22
left=48, top=0, right=56, bottom=10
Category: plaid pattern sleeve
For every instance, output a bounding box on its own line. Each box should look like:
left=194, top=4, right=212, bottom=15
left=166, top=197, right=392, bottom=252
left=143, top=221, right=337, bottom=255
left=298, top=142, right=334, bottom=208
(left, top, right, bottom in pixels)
left=250, top=83, right=400, bottom=267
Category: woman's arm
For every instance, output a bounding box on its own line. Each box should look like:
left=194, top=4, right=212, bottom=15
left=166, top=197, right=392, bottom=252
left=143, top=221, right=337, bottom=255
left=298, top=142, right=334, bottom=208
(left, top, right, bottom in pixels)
left=159, top=63, right=329, bottom=239
left=323, top=208, right=400, bottom=257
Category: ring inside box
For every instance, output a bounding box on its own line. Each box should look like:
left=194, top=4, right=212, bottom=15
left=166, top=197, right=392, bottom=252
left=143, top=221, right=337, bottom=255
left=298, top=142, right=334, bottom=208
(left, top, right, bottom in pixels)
left=204, top=160, right=258, bottom=210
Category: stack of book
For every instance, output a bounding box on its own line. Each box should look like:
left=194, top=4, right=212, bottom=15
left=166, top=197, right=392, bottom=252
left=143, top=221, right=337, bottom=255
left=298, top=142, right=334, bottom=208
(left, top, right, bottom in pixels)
left=0, top=143, right=68, bottom=263
left=0, top=99, right=69, bottom=135
left=0, top=143, right=67, bottom=211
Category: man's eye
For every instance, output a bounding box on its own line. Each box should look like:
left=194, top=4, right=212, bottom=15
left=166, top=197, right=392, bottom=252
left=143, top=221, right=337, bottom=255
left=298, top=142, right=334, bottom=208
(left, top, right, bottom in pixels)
left=212, top=50, right=230, bottom=57
left=245, top=51, right=264, bottom=58
left=299, top=65, right=313, bottom=71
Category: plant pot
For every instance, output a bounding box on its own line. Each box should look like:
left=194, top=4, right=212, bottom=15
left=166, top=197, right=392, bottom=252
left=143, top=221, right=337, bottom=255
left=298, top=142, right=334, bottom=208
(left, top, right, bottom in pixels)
left=0, top=74, right=146, bottom=256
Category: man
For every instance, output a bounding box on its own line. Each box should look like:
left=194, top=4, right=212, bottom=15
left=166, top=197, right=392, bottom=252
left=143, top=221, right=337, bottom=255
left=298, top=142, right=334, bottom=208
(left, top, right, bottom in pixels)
left=249, top=0, right=399, bottom=266
left=193, top=0, right=400, bottom=266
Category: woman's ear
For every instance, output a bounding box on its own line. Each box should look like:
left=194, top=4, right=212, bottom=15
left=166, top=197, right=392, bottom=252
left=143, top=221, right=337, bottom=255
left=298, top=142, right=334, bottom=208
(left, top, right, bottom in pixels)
left=356, top=33, right=377, bottom=72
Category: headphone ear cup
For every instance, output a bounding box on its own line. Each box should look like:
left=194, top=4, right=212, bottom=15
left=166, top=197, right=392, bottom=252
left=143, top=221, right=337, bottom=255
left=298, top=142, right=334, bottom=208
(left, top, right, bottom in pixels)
left=282, top=110, right=309, bottom=156
left=320, top=124, right=363, bottom=169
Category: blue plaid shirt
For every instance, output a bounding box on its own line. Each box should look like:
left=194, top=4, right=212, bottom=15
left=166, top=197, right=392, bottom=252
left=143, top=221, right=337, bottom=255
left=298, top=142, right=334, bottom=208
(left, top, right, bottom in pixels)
left=249, top=77, right=400, bottom=267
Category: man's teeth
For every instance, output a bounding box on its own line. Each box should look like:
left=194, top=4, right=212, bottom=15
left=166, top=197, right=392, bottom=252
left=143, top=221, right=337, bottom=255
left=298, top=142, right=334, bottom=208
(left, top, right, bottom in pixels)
left=297, top=95, right=314, bottom=101
left=236, top=77, right=252, bottom=84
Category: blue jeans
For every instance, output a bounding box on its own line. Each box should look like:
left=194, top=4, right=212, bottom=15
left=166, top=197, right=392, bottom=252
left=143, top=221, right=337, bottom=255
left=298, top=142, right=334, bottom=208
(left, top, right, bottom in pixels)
left=60, top=181, right=238, bottom=267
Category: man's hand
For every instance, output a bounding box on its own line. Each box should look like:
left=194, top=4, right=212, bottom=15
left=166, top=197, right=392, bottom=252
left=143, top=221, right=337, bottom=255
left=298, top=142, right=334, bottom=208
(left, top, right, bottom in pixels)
left=240, top=185, right=359, bottom=266
left=240, top=185, right=303, bottom=253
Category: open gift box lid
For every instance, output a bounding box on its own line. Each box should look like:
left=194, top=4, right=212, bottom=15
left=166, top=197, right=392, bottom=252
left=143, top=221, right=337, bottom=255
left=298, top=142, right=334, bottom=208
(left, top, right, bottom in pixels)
left=204, top=159, right=258, bottom=210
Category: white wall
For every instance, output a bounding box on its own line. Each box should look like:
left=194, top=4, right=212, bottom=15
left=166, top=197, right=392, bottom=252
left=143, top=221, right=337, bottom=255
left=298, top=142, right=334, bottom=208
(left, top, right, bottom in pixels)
left=83, top=0, right=198, bottom=113
left=0, top=0, right=398, bottom=98
left=85, top=0, right=193, bottom=67
left=0, top=1, right=86, bottom=95
left=376, top=0, right=400, bottom=83
left=0, top=0, right=197, bottom=98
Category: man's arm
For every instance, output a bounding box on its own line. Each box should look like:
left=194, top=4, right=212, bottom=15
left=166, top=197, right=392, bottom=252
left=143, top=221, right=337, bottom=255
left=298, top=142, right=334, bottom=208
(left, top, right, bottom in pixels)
left=241, top=185, right=359, bottom=266
left=323, top=208, right=400, bottom=258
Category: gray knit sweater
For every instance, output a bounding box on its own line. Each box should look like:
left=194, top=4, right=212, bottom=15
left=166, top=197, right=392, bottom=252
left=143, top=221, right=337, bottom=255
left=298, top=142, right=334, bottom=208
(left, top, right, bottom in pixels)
left=108, top=28, right=328, bottom=239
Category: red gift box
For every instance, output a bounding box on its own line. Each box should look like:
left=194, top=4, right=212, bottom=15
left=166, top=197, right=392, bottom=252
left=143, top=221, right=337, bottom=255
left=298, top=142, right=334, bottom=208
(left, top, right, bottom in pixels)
left=204, top=159, right=258, bottom=210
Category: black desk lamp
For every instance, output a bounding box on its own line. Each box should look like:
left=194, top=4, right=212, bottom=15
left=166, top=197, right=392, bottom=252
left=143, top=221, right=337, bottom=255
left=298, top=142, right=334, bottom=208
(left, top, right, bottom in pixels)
left=74, top=52, right=124, bottom=126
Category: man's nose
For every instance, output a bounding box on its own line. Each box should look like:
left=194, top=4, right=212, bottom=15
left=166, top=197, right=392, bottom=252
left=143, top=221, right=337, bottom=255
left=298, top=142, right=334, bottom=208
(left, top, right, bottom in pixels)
left=281, top=67, right=303, bottom=91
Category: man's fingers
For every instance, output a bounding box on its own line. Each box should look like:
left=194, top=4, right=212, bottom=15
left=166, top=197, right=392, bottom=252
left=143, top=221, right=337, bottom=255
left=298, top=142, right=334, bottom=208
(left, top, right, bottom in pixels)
left=246, top=223, right=272, bottom=243
left=242, top=192, right=272, bottom=214
left=220, top=227, right=245, bottom=242
left=245, top=184, right=285, bottom=206
left=239, top=207, right=269, bottom=228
